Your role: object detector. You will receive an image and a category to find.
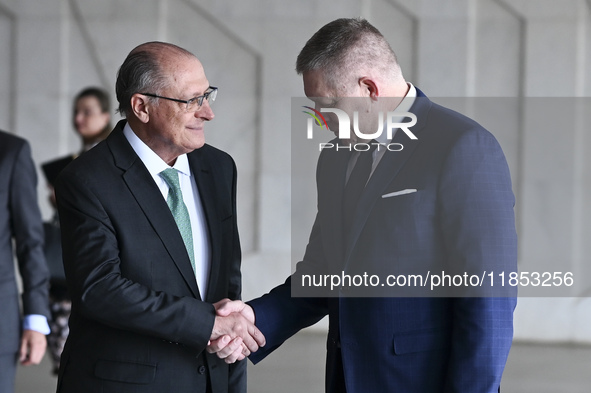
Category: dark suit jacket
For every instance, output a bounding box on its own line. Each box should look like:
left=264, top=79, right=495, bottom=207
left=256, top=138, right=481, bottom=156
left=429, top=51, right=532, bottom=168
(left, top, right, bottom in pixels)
left=0, top=131, right=50, bottom=355
left=249, top=90, right=517, bottom=392
left=55, top=120, right=245, bottom=392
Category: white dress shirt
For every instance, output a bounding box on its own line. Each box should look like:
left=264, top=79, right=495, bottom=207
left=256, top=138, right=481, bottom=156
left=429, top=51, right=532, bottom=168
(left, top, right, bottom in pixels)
left=123, top=123, right=210, bottom=298
left=24, top=314, right=50, bottom=334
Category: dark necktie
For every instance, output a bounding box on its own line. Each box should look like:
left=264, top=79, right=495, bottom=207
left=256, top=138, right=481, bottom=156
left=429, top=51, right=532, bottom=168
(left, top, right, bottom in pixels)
left=342, top=143, right=377, bottom=236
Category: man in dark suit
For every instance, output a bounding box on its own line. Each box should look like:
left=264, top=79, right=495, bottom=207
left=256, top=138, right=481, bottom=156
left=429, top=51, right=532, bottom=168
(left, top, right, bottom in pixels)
left=0, top=131, right=50, bottom=393
left=55, top=42, right=264, bottom=393
left=211, top=18, right=517, bottom=392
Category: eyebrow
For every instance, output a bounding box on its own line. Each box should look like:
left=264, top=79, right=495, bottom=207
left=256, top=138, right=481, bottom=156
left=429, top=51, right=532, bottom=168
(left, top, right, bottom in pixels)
left=190, top=86, right=213, bottom=97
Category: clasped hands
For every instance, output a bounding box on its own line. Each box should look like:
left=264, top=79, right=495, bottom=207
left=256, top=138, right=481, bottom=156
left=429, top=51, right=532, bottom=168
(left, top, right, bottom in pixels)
left=208, top=299, right=264, bottom=364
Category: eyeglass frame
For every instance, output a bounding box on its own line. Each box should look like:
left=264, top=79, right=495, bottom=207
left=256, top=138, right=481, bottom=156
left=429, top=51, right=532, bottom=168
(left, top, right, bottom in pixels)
left=140, top=86, right=218, bottom=111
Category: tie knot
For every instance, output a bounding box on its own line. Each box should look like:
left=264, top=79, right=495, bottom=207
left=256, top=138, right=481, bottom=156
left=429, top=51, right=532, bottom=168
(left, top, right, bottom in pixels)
left=356, top=140, right=378, bottom=161
left=160, top=168, right=181, bottom=190
left=365, top=140, right=378, bottom=153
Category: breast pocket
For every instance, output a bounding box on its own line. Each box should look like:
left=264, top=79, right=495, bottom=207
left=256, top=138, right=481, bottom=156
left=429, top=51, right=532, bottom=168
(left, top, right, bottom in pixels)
left=372, top=188, right=427, bottom=233
left=379, top=187, right=421, bottom=211
left=94, top=359, right=156, bottom=384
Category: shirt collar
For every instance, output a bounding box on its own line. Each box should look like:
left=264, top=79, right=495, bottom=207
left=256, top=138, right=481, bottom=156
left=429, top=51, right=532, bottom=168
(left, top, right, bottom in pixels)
left=123, top=122, right=191, bottom=177
left=375, top=82, right=417, bottom=145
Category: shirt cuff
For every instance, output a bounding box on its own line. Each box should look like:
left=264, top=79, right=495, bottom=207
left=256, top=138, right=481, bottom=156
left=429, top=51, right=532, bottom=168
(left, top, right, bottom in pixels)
left=23, top=314, right=51, bottom=335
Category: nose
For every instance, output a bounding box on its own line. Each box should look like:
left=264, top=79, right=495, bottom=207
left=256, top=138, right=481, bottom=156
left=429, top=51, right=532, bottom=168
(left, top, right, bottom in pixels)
left=195, top=100, right=214, bottom=121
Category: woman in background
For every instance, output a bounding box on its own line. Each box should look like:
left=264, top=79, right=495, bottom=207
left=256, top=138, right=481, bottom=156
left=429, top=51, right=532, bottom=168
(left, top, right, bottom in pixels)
left=41, top=87, right=111, bottom=375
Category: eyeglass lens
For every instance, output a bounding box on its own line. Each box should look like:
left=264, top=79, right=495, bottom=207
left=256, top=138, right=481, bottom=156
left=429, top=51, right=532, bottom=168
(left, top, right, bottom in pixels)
left=187, top=89, right=217, bottom=111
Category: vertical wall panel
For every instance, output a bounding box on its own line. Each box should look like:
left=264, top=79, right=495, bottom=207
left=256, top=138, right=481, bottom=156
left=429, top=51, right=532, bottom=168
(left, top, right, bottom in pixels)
left=167, top=0, right=261, bottom=254
left=0, top=5, right=14, bottom=132
left=415, top=0, right=471, bottom=96
left=370, top=0, right=417, bottom=82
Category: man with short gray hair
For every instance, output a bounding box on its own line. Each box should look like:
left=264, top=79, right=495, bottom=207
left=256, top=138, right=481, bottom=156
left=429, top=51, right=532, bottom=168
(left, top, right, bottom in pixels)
left=55, top=41, right=264, bottom=393
left=211, top=18, right=516, bottom=393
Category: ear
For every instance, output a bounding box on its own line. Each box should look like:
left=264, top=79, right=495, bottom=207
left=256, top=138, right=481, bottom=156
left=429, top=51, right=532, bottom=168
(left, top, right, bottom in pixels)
left=359, top=77, right=379, bottom=101
left=130, top=94, right=150, bottom=123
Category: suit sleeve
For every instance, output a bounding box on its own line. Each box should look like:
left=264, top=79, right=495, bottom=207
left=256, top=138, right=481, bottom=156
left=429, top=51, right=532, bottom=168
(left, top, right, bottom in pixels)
left=438, top=128, right=517, bottom=392
left=56, top=169, right=216, bottom=352
left=226, top=156, right=247, bottom=393
left=10, top=140, right=50, bottom=319
left=248, top=151, right=332, bottom=364
left=226, top=157, right=243, bottom=303
left=248, top=216, right=330, bottom=364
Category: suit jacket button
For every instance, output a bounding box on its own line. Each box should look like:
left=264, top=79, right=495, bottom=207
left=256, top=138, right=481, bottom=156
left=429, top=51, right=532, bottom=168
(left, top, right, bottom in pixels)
left=198, top=365, right=206, bottom=374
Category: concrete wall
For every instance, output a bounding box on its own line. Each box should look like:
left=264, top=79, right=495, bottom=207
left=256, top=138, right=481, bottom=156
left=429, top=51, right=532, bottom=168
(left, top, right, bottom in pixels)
left=1, top=0, right=590, bottom=342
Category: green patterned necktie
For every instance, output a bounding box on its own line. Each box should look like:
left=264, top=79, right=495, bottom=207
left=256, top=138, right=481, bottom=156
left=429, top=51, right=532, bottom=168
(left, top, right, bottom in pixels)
left=160, top=168, right=195, bottom=273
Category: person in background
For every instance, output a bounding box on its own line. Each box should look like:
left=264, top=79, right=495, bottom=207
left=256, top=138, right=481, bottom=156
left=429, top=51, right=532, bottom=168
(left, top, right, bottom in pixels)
left=0, top=130, right=50, bottom=393
left=41, top=87, right=111, bottom=375
left=43, top=87, right=111, bottom=206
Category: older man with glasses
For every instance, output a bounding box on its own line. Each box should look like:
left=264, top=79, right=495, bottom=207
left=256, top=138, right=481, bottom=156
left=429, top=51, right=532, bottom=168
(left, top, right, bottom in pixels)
left=54, top=41, right=264, bottom=393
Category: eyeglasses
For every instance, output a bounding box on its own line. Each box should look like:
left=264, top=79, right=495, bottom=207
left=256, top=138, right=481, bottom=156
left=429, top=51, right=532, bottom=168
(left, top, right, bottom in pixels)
left=140, top=86, right=218, bottom=112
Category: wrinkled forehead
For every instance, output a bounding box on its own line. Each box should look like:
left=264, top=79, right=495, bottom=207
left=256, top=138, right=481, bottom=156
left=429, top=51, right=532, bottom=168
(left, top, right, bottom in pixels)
left=159, top=50, right=202, bottom=74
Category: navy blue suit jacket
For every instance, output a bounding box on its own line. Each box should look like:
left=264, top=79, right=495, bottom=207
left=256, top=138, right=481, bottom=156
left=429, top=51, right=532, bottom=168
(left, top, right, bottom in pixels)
left=249, top=90, right=517, bottom=392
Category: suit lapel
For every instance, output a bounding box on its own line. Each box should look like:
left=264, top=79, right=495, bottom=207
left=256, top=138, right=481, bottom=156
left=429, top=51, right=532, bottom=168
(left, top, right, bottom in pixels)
left=319, top=145, right=351, bottom=266
left=107, top=123, right=201, bottom=299
left=187, top=150, right=221, bottom=303
left=343, top=135, right=420, bottom=263
left=343, top=93, right=432, bottom=264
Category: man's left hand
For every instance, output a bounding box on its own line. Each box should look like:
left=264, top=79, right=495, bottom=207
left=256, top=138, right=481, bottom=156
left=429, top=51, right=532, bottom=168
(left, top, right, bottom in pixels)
left=19, top=329, right=47, bottom=365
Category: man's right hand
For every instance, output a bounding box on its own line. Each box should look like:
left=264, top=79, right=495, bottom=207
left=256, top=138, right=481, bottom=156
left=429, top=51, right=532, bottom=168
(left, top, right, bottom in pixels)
left=208, top=299, right=263, bottom=364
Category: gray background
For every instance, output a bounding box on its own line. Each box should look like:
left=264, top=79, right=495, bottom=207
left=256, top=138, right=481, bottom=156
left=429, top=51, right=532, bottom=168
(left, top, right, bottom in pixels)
left=1, top=0, right=591, bottom=388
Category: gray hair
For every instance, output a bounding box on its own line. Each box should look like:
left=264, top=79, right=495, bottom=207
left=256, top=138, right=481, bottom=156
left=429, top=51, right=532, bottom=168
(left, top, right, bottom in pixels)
left=296, top=18, right=402, bottom=93
left=115, top=41, right=194, bottom=117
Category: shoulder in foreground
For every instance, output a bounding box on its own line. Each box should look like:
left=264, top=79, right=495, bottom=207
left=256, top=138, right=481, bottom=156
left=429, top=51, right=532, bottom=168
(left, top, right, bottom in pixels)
left=55, top=139, right=112, bottom=185
left=42, top=155, right=76, bottom=183
left=68, top=138, right=108, bottom=166
left=429, top=102, right=483, bottom=129
left=0, top=131, right=30, bottom=163
left=191, top=143, right=235, bottom=166
left=425, top=101, right=499, bottom=141
left=0, top=130, right=27, bottom=148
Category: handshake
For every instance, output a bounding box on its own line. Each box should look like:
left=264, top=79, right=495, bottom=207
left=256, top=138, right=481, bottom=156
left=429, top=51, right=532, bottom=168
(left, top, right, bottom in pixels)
left=207, top=299, right=265, bottom=364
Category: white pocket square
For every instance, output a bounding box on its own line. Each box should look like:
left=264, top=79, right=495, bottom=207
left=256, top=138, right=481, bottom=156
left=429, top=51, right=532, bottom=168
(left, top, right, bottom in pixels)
left=381, top=189, right=417, bottom=198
